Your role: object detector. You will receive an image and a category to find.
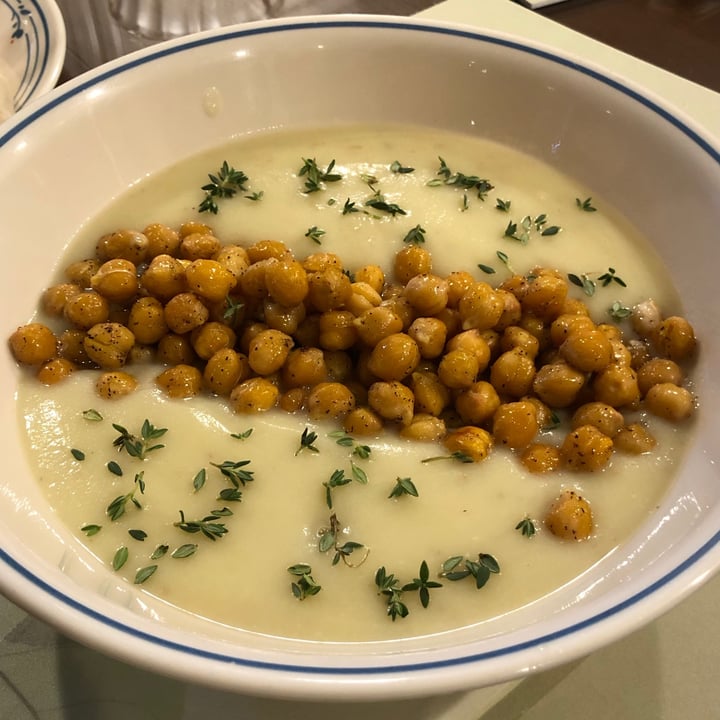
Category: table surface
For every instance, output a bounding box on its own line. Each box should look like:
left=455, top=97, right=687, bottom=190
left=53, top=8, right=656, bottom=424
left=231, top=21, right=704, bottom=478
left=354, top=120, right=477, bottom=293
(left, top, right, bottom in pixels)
left=4, top=1, right=720, bottom=718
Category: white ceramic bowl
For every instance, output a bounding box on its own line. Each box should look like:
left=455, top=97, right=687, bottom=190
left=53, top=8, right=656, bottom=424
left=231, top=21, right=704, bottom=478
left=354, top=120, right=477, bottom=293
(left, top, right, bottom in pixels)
left=1, top=16, right=719, bottom=702
left=0, top=0, right=65, bottom=120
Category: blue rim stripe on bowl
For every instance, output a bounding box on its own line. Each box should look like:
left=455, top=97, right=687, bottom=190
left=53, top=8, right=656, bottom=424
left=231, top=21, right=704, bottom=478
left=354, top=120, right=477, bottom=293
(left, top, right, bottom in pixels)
left=1, top=18, right=719, bottom=678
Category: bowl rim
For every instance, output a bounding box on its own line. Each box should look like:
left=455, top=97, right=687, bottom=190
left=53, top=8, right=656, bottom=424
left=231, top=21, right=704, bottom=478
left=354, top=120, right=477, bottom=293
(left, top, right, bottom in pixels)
left=2, top=0, right=66, bottom=110
left=1, top=13, right=719, bottom=701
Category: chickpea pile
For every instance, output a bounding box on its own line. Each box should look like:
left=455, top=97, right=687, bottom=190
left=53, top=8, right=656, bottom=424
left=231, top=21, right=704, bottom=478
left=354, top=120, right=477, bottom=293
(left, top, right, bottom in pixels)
left=9, top=222, right=698, bottom=540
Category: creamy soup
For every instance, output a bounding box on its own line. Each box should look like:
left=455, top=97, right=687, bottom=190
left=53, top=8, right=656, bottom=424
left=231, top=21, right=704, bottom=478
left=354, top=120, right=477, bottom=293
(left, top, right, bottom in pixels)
left=17, top=125, right=692, bottom=641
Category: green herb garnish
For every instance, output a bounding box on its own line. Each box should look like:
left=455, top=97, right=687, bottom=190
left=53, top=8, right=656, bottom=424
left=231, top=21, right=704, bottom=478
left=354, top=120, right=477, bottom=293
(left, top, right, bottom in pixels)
left=388, top=476, right=418, bottom=499
left=288, top=563, right=322, bottom=600
left=198, top=161, right=250, bottom=214
left=515, top=517, right=536, bottom=538
left=402, top=224, right=426, bottom=244
left=402, top=560, right=442, bottom=608
left=305, top=225, right=326, bottom=244
left=576, top=196, right=597, bottom=212
left=174, top=509, right=230, bottom=541
left=112, top=419, right=167, bottom=460
left=299, top=157, right=342, bottom=193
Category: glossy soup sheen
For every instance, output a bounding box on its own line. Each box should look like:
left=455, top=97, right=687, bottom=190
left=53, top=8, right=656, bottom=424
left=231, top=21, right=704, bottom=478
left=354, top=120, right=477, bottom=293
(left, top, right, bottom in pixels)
left=18, top=125, right=690, bottom=641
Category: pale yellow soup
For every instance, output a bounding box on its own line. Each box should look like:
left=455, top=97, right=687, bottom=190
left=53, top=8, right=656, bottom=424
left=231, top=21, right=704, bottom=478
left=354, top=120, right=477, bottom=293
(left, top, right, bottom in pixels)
left=18, top=125, right=688, bottom=642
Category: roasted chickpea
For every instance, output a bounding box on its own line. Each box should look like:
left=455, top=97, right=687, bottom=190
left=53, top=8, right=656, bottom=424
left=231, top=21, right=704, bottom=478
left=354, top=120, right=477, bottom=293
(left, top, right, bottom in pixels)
left=246, top=239, right=288, bottom=263
left=520, top=444, right=561, bottom=474
left=42, top=283, right=81, bottom=316
left=9, top=322, right=57, bottom=365
left=164, top=292, right=209, bottom=334
left=96, top=229, right=148, bottom=264
left=156, top=333, right=197, bottom=365
left=407, top=317, right=447, bottom=359
left=59, top=329, right=90, bottom=364
left=368, top=380, right=414, bottom=426
left=301, top=252, right=342, bottom=274
left=63, top=291, right=110, bottom=329
left=489, top=349, right=536, bottom=398
left=367, top=333, right=420, bottom=381
left=319, top=310, right=358, bottom=351
left=178, top=221, right=213, bottom=238
left=238, top=257, right=276, bottom=300
left=230, top=377, right=279, bottom=413
left=394, top=245, right=432, bottom=284
left=655, top=316, right=697, bottom=361
left=83, top=322, right=135, bottom=369
left=455, top=381, right=501, bottom=425
left=306, top=267, right=353, bottom=312
left=500, top=326, right=540, bottom=359
left=191, top=321, right=237, bottom=360
left=214, top=244, right=250, bottom=280
left=615, top=423, right=657, bottom=454
left=90, top=258, right=139, bottom=303
left=37, top=358, right=76, bottom=385
left=140, top=254, right=187, bottom=301
left=520, top=272, right=568, bottom=321
left=180, top=232, right=221, bottom=260
left=185, top=259, right=237, bottom=303
left=279, top=387, right=306, bottom=413
left=457, top=282, right=504, bottom=331
left=492, top=400, right=538, bottom=449
left=631, top=298, right=662, bottom=341
left=571, top=402, right=624, bottom=437
left=445, top=270, right=475, bottom=307
left=593, top=364, right=640, bottom=408
left=494, top=289, right=523, bottom=330
left=408, top=370, right=451, bottom=416
left=346, top=281, right=382, bottom=316
left=323, top=350, right=353, bottom=382
left=143, top=223, right=180, bottom=258
left=127, top=297, right=168, bottom=345
left=532, top=361, right=585, bottom=408
left=95, top=370, right=138, bottom=399
left=438, top=349, right=480, bottom=389
left=445, top=329, right=492, bottom=371
left=559, top=327, right=613, bottom=373
left=353, top=306, right=403, bottom=347
left=248, top=329, right=294, bottom=375
left=156, top=364, right=203, bottom=398
left=65, top=258, right=101, bottom=288
left=344, top=406, right=384, bottom=436
left=203, top=348, right=249, bottom=396
left=282, top=347, right=328, bottom=388
left=403, top=273, right=448, bottom=315
left=549, top=313, right=595, bottom=347
left=637, top=358, right=683, bottom=396
left=307, top=382, right=356, bottom=421
left=354, top=264, right=384, bottom=293
left=443, top=426, right=493, bottom=463
left=645, top=382, right=695, bottom=421
left=560, top=425, right=614, bottom=471
left=263, top=300, right=306, bottom=335
left=264, top=257, right=309, bottom=307
left=400, top=414, right=446, bottom=442
left=545, top=490, right=593, bottom=540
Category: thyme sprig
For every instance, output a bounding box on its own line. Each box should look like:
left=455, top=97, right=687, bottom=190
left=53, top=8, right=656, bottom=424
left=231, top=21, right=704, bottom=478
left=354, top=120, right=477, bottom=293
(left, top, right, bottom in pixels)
left=318, top=513, right=368, bottom=567
left=211, top=459, right=254, bottom=487
left=198, top=161, right=250, bottom=214
left=421, top=451, right=473, bottom=464
left=299, top=157, right=342, bottom=193
left=323, top=469, right=352, bottom=509
left=440, top=553, right=500, bottom=589
left=174, top=508, right=231, bottom=541
left=106, top=471, right=146, bottom=521
left=112, top=420, right=167, bottom=460
left=576, top=196, right=597, bottom=212
left=515, top=517, right=537, bottom=538
left=296, top=427, right=320, bottom=456
left=388, top=476, right=418, bottom=499
left=429, top=157, right=494, bottom=199
left=402, top=560, right=443, bottom=608
left=288, top=563, right=322, bottom=600
left=374, top=566, right=409, bottom=621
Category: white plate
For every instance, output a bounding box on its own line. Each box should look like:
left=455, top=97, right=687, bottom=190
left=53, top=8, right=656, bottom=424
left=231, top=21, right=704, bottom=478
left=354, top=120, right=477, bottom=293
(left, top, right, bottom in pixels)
left=0, top=0, right=65, bottom=119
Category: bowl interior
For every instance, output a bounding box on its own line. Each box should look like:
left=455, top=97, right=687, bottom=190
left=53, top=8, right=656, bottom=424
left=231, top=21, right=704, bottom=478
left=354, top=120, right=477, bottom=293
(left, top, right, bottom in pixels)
left=1, top=17, right=719, bottom=700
